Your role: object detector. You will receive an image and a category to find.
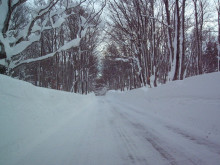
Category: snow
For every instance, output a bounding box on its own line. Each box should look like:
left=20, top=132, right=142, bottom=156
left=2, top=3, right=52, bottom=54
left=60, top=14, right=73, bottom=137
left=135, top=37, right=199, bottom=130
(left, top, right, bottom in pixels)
left=11, top=37, right=81, bottom=68
left=1, top=72, right=220, bottom=165
left=0, top=59, right=5, bottom=66
left=0, top=0, right=8, bottom=31
left=107, top=73, right=220, bottom=142
left=57, top=37, right=81, bottom=52
left=115, top=57, right=130, bottom=62
left=11, top=52, right=55, bottom=68
left=0, top=1, right=88, bottom=69
left=11, top=0, right=19, bottom=6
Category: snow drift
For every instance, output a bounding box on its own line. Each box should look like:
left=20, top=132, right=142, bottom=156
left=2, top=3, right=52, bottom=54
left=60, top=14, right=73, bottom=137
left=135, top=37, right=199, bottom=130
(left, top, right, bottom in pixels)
left=107, top=73, right=220, bottom=144
left=0, top=72, right=220, bottom=165
left=0, top=74, right=96, bottom=165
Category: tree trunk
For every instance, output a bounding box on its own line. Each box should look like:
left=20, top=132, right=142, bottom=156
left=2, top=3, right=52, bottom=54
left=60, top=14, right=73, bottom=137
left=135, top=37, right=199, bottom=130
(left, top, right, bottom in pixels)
left=193, top=0, right=202, bottom=75
left=180, top=0, right=186, bottom=80
left=0, top=41, right=7, bottom=74
left=173, top=0, right=180, bottom=81
left=163, top=0, right=174, bottom=62
left=218, top=0, right=220, bottom=72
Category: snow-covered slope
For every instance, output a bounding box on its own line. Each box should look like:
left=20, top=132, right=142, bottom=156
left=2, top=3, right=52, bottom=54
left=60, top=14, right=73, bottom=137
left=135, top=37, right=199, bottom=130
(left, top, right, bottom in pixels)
left=0, top=73, right=220, bottom=165
left=0, top=75, right=96, bottom=165
left=106, top=72, right=220, bottom=144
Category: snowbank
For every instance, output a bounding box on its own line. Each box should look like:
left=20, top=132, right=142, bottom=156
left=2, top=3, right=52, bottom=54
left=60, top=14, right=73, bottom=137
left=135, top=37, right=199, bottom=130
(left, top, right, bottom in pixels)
left=106, top=72, right=220, bottom=144
left=0, top=72, right=220, bottom=165
left=0, top=75, right=95, bottom=165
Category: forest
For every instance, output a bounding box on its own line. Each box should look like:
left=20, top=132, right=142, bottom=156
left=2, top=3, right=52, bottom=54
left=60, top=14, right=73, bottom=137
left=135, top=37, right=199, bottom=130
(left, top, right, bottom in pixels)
left=0, top=0, right=219, bottom=94
left=1, top=1, right=220, bottom=164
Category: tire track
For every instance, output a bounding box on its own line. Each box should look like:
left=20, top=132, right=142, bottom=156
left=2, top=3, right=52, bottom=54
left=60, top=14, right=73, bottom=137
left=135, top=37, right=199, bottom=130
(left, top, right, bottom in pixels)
left=110, top=105, right=203, bottom=165
left=111, top=106, right=178, bottom=165
left=166, top=125, right=220, bottom=155
left=110, top=107, right=149, bottom=165
left=128, top=121, right=178, bottom=165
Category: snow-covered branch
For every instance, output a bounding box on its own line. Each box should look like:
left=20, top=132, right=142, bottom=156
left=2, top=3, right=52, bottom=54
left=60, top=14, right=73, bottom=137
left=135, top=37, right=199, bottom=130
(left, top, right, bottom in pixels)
left=0, top=0, right=93, bottom=70
left=11, top=29, right=85, bottom=69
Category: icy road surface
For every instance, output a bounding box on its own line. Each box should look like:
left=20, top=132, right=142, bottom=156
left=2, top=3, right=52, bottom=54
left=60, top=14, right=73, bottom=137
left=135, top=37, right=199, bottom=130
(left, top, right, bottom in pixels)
left=1, top=73, right=220, bottom=165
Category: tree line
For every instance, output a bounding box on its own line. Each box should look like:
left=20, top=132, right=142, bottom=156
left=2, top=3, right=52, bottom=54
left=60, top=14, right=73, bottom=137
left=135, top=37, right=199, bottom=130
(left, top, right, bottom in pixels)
left=0, top=0, right=219, bottom=94
left=101, top=0, right=219, bottom=91
left=0, top=0, right=106, bottom=94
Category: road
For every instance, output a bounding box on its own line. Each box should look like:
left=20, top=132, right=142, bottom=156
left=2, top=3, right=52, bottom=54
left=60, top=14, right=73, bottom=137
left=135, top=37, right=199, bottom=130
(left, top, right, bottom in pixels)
left=14, top=97, right=220, bottom=165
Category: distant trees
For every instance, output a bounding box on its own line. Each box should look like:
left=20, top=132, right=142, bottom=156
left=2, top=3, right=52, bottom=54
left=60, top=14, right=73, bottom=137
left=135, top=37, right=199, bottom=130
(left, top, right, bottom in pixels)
left=1, top=0, right=218, bottom=93
left=101, top=43, right=136, bottom=91
left=103, top=0, right=158, bottom=88
left=202, top=41, right=218, bottom=73
left=101, top=0, right=218, bottom=91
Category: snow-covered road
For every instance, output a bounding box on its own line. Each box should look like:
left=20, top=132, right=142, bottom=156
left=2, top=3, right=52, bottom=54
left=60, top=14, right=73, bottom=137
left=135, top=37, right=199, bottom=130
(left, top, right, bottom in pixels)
left=1, top=73, right=220, bottom=165
left=11, top=97, right=220, bottom=165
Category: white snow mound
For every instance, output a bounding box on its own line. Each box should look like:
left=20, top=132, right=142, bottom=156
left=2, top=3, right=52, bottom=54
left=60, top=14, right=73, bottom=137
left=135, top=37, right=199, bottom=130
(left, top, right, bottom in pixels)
left=0, top=72, right=220, bottom=165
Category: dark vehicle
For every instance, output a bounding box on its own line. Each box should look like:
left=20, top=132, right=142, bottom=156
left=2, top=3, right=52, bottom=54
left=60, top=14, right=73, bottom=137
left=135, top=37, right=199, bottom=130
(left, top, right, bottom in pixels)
left=94, top=87, right=107, bottom=96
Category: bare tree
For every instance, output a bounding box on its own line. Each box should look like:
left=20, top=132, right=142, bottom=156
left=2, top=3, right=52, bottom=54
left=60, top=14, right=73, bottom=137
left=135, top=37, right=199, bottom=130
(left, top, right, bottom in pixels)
left=0, top=0, right=88, bottom=73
